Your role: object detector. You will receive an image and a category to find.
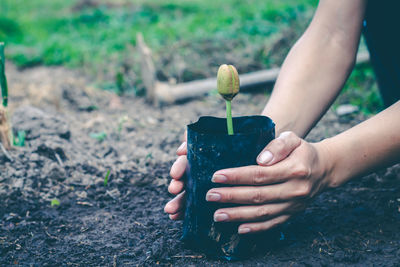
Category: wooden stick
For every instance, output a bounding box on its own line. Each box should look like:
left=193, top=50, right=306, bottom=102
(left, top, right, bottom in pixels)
left=137, top=33, right=370, bottom=105
left=0, top=43, right=11, bottom=150
left=0, top=106, right=11, bottom=150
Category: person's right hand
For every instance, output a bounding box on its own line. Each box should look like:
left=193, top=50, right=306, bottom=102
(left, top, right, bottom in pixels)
left=164, top=133, right=187, bottom=220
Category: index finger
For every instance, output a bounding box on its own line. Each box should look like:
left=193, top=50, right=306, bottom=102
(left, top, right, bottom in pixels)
left=211, top=163, right=294, bottom=185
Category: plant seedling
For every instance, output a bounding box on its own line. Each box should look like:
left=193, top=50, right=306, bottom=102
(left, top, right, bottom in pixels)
left=0, top=43, right=8, bottom=108
left=51, top=198, right=60, bottom=207
left=0, top=42, right=12, bottom=150
left=13, top=130, right=26, bottom=147
left=217, top=64, right=240, bottom=135
left=104, top=170, right=111, bottom=186
left=117, top=115, right=128, bottom=135
left=89, top=131, right=107, bottom=142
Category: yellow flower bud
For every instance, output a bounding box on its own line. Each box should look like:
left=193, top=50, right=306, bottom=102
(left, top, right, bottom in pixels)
left=217, top=64, right=240, bottom=101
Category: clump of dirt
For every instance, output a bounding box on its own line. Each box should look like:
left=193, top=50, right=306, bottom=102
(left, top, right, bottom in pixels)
left=0, top=64, right=399, bottom=265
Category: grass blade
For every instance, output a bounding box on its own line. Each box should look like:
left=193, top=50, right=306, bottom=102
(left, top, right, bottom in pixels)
left=104, top=170, right=111, bottom=186
left=0, top=42, right=8, bottom=108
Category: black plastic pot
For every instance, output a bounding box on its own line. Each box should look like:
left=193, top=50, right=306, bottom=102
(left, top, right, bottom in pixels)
left=182, top=115, right=276, bottom=260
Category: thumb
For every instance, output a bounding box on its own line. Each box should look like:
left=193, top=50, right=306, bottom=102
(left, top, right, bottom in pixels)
left=257, top=131, right=301, bottom=166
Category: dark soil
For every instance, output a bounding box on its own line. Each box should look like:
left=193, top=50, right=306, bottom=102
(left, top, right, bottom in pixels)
left=1, top=64, right=399, bottom=266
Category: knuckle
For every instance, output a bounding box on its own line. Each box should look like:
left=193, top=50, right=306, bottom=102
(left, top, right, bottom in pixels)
left=274, top=139, right=286, bottom=151
left=252, top=189, right=264, bottom=204
left=256, top=207, right=270, bottom=219
left=269, top=219, right=281, bottom=229
left=285, top=131, right=296, bottom=139
left=292, top=163, right=310, bottom=178
left=252, top=168, right=265, bottom=185
left=224, top=191, right=233, bottom=202
left=230, top=174, right=239, bottom=184
left=295, top=182, right=311, bottom=198
left=289, top=132, right=300, bottom=143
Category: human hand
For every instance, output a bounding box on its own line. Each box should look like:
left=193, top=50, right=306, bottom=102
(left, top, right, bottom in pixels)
left=164, top=132, right=187, bottom=220
left=206, top=131, right=332, bottom=234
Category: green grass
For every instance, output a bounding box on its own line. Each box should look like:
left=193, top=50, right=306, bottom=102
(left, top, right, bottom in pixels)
left=104, top=170, right=110, bottom=186
left=51, top=198, right=60, bottom=207
left=336, top=64, right=384, bottom=115
left=0, top=0, right=383, bottom=114
left=0, top=0, right=317, bottom=87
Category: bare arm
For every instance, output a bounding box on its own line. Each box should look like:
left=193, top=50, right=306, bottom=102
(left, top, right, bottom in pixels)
left=262, top=0, right=367, bottom=137
left=321, top=101, right=400, bottom=187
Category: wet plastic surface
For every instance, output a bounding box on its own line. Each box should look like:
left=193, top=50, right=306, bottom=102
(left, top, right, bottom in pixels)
left=182, top=116, right=275, bottom=260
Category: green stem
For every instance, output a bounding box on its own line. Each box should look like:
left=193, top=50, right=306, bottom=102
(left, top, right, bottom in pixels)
left=0, top=42, right=8, bottom=108
left=226, top=100, right=233, bottom=135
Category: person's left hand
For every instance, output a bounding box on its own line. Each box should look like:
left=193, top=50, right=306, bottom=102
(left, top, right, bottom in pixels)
left=206, top=131, right=333, bottom=234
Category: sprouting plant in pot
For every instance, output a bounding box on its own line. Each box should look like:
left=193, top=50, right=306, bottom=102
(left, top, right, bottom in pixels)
left=217, top=64, right=240, bottom=135
left=0, top=42, right=12, bottom=151
left=181, top=64, right=277, bottom=260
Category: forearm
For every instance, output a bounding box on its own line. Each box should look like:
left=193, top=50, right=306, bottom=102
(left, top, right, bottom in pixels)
left=262, top=0, right=367, bottom=137
left=319, top=101, right=400, bottom=188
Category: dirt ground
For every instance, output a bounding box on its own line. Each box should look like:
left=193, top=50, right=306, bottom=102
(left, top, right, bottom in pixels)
left=0, top=63, right=399, bottom=266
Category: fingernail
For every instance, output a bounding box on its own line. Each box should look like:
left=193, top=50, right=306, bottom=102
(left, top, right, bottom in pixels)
left=238, top=227, right=251, bottom=234
left=211, top=174, right=227, bottom=183
left=176, top=142, right=186, bottom=153
left=258, top=150, right=273, bottom=164
left=214, top=213, right=229, bottom=222
left=206, top=192, right=221, bottom=201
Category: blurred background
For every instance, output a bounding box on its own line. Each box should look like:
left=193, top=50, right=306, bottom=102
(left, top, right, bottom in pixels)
left=0, top=0, right=383, bottom=114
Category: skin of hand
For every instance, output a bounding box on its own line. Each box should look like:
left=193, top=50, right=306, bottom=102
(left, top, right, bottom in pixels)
left=164, top=133, right=188, bottom=220
left=164, top=131, right=333, bottom=234
left=165, top=101, right=400, bottom=234
left=205, top=131, right=331, bottom=234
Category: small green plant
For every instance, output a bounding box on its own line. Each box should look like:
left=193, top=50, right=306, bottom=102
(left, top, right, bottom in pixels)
left=104, top=170, right=110, bottom=186
left=115, top=70, right=125, bottom=96
left=0, top=42, right=8, bottom=108
left=51, top=198, right=60, bottom=207
left=117, top=115, right=128, bottom=135
left=13, top=130, right=26, bottom=147
left=89, top=131, right=107, bottom=142
left=0, top=42, right=12, bottom=150
left=217, top=64, right=240, bottom=135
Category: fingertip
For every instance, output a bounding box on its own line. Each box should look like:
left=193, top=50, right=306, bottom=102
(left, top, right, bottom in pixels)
left=164, top=202, right=172, bottom=214
left=176, top=142, right=187, bottom=155
left=170, top=156, right=187, bottom=179
left=168, top=180, right=184, bottom=195
left=238, top=226, right=251, bottom=234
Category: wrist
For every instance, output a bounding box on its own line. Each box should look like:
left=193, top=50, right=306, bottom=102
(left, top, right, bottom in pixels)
left=314, top=138, right=343, bottom=189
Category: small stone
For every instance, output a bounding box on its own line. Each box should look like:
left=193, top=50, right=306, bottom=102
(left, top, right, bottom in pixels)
left=334, top=250, right=345, bottom=262
left=46, top=164, right=66, bottom=182
left=106, top=188, right=121, bottom=199
left=29, top=153, right=40, bottom=161
left=336, top=104, right=359, bottom=116
left=75, top=191, right=88, bottom=199
left=12, top=178, right=24, bottom=188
